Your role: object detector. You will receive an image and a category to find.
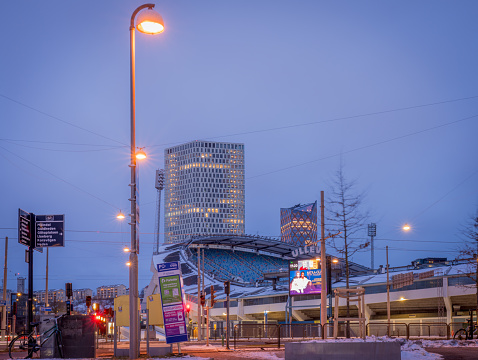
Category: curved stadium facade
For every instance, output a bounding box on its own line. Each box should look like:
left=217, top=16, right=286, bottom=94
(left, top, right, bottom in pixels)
left=145, top=234, right=478, bottom=329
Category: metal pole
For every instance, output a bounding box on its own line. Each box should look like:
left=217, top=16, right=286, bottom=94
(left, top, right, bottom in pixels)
left=28, top=213, right=35, bottom=335
left=197, top=247, right=201, bottom=341
left=2, top=237, right=7, bottom=341
left=128, top=4, right=153, bottom=357
left=226, top=293, right=230, bottom=349
left=146, top=309, right=150, bottom=357
left=386, top=245, right=390, bottom=336
left=201, top=248, right=205, bottom=339
left=114, top=311, right=117, bottom=357
left=46, top=247, right=49, bottom=309
left=320, top=191, right=327, bottom=331
left=206, top=306, right=209, bottom=346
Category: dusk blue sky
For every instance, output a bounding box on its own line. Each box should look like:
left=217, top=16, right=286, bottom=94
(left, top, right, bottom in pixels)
left=1, top=1, right=477, bottom=292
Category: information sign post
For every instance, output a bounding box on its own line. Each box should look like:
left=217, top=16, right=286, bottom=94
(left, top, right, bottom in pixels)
left=18, top=209, right=65, bottom=334
left=157, top=262, right=188, bottom=345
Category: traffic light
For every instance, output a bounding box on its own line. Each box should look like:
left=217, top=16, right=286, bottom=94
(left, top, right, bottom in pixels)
left=210, top=285, right=216, bottom=307
left=86, top=295, right=91, bottom=308
left=200, top=293, right=205, bottom=306
left=65, top=283, right=72, bottom=298
left=224, top=281, right=230, bottom=295
left=185, top=303, right=191, bottom=314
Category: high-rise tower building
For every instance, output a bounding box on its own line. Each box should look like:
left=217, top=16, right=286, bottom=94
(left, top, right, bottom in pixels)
left=280, top=202, right=317, bottom=246
left=164, top=140, right=245, bottom=244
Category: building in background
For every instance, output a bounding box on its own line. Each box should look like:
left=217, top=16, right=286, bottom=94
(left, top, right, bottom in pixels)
left=16, top=277, right=25, bottom=293
left=96, top=284, right=127, bottom=299
left=34, top=289, right=66, bottom=304
left=34, top=288, right=92, bottom=304
left=164, top=140, right=245, bottom=244
left=280, top=202, right=318, bottom=246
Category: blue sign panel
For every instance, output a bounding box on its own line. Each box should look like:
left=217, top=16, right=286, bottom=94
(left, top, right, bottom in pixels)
left=35, top=214, right=65, bottom=247
left=157, top=261, right=188, bottom=344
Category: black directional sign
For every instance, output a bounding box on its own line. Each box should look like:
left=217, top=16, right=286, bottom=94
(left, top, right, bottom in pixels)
left=18, top=209, right=32, bottom=246
left=35, top=214, right=65, bottom=247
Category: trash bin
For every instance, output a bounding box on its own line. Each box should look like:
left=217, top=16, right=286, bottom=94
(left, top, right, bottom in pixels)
left=58, top=315, right=95, bottom=358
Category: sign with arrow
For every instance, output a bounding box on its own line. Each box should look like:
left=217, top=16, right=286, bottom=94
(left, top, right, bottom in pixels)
left=35, top=214, right=65, bottom=247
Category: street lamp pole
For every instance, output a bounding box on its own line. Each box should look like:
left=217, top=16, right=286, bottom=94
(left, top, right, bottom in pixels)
left=128, top=4, right=164, bottom=358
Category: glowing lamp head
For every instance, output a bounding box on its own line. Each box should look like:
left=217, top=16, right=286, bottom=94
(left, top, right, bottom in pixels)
left=332, top=258, right=339, bottom=264
left=136, top=9, right=164, bottom=34
left=402, top=224, right=411, bottom=232
left=117, top=211, right=125, bottom=220
left=123, top=246, right=130, bottom=253
left=135, top=149, right=147, bottom=160
left=126, top=261, right=132, bottom=267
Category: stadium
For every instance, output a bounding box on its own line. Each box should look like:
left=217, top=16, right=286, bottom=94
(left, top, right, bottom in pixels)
left=144, top=233, right=478, bottom=337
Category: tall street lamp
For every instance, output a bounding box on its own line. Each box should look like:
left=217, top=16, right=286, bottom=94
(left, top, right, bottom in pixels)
left=128, top=4, right=164, bottom=358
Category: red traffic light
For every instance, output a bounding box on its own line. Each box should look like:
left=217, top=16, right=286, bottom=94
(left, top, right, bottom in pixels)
left=185, top=304, right=191, bottom=313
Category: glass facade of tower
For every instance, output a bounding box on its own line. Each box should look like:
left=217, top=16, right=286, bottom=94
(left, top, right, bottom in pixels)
left=280, top=202, right=317, bottom=246
left=164, top=140, right=245, bottom=244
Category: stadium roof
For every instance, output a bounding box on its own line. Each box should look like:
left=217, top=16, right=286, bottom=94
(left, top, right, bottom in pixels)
left=186, top=234, right=301, bottom=259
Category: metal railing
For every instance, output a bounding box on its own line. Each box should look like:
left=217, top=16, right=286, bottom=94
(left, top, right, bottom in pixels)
left=232, top=321, right=456, bottom=349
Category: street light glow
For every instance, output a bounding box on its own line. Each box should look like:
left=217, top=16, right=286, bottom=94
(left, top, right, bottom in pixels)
left=126, top=261, right=132, bottom=267
left=136, top=9, right=165, bottom=34
left=124, top=246, right=130, bottom=253
left=117, top=211, right=125, bottom=220
left=402, top=223, right=411, bottom=231
left=135, top=149, right=147, bottom=160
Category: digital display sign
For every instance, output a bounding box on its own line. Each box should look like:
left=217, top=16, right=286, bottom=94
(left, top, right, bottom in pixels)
left=289, top=259, right=322, bottom=296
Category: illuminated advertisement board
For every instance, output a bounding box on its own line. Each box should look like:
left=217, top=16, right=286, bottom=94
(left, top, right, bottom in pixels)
left=289, top=259, right=322, bottom=296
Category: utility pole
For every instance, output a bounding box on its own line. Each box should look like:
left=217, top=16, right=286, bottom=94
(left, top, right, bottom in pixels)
left=224, top=281, right=230, bottom=350
left=45, top=247, right=49, bottom=310
left=197, top=247, right=201, bottom=341
left=320, top=191, right=327, bottom=333
left=386, top=246, right=390, bottom=336
left=2, top=237, right=8, bottom=341
left=202, top=248, right=205, bottom=340
left=368, top=223, right=377, bottom=269
left=28, top=213, right=35, bottom=335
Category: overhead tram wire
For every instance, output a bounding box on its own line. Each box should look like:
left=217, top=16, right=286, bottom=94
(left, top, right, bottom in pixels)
left=1, top=139, right=125, bottom=153
left=246, top=113, right=478, bottom=180
left=145, top=94, right=478, bottom=149
left=0, top=94, right=127, bottom=146
left=0, top=145, right=121, bottom=211
left=2, top=92, right=477, bottom=153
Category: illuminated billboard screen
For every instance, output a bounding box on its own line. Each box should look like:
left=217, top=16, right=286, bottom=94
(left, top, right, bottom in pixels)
left=289, top=259, right=322, bottom=296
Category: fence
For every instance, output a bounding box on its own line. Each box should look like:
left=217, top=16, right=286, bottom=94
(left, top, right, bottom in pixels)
left=232, top=322, right=455, bottom=349
left=233, top=324, right=280, bottom=349
left=367, top=322, right=408, bottom=338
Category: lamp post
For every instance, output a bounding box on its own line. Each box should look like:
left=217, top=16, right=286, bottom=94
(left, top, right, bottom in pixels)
left=128, top=4, right=164, bottom=358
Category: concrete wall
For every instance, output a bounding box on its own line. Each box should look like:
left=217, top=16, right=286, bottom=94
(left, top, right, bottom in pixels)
left=285, top=342, right=401, bottom=360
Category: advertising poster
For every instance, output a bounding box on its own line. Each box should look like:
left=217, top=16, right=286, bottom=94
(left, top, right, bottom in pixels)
left=157, top=261, right=188, bottom=344
left=289, top=259, right=322, bottom=296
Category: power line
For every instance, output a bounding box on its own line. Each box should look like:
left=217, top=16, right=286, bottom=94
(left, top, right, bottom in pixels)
left=0, top=94, right=127, bottom=146
left=146, top=95, right=478, bottom=148
left=0, top=145, right=120, bottom=210
left=1, top=139, right=124, bottom=153
left=247, top=114, right=478, bottom=180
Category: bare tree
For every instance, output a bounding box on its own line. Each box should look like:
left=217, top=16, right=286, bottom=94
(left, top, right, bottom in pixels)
left=457, top=208, right=478, bottom=308
left=326, top=164, right=369, bottom=337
